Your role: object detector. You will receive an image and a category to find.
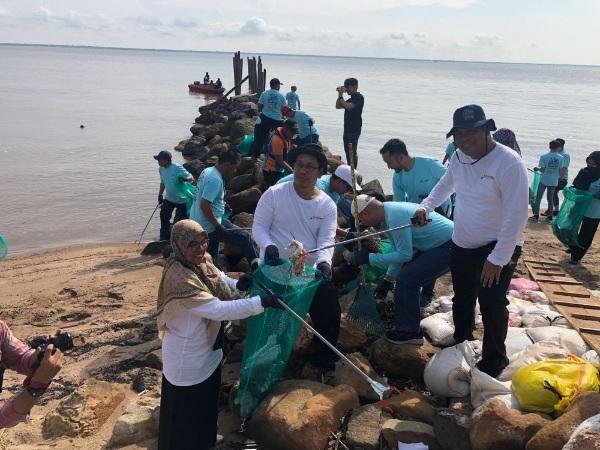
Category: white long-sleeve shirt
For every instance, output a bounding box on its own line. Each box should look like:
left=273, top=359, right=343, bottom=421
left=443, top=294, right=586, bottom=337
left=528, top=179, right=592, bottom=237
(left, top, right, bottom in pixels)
left=420, top=143, right=528, bottom=266
left=252, top=181, right=337, bottom=267
left=162, top=271, right=263, bottom=386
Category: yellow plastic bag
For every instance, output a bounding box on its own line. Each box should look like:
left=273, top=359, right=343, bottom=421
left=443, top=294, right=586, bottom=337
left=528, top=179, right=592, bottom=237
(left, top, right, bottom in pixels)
left=512, top=356, right=600, bottom=415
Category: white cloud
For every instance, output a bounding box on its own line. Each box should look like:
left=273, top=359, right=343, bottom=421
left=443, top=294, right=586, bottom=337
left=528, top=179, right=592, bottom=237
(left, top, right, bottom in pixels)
left=240, top=17, right=267, bottom=35
left=30, top=6, right=114, bottom=31
left=472, top=33, right=502, bottom=47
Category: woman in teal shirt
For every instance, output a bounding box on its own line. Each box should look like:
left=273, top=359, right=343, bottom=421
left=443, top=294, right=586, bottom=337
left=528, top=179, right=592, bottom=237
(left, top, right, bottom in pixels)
left=570, top=151, right=600, bottom=264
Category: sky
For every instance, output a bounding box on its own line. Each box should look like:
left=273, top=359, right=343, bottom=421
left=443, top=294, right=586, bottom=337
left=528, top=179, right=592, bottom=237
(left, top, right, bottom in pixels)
left=1, top=0, right=599, bottom=65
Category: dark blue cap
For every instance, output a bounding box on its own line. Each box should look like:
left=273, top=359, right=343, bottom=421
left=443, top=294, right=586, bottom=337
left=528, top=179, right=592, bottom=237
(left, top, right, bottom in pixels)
left=153, top=150, right=172, bottom=161
left=447, top=104, right=496, bottom=138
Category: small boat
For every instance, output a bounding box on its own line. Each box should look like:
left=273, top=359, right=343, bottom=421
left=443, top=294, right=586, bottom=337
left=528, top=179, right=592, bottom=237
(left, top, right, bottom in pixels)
left=188, top=81, right=225, bottom=94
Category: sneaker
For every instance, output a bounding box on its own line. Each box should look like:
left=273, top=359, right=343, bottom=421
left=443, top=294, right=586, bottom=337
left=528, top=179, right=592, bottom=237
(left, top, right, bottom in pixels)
left=385, top=330, right=424, bottom=345
left=541, top=211, right=550, bottom=217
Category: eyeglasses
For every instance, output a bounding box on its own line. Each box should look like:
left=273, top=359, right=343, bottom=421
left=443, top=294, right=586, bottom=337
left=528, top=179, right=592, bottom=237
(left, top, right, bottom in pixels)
left=188, top=239, right=209, bottom=249
left=294, top=161, right=320, bottom=172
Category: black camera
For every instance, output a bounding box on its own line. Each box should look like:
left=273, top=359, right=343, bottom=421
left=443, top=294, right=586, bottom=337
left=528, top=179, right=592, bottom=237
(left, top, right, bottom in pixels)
left=29, top=332, right=74, bottom=365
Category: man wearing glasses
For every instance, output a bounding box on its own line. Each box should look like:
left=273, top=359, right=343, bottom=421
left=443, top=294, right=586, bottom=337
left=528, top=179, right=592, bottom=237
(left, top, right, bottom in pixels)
left=252, top=144, right=341, bottom=370
left=413, top=104, right=528, bottom=378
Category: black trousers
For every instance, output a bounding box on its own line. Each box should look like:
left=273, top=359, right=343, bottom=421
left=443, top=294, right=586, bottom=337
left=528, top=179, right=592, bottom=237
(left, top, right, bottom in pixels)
left=570, top=217, right=600, bottom=262
left=450, top=242, right=521, bottom=371
left=309, top=281, right=341, bottom=361
left=158, top=365, right=221, bottom=450
left=553, top=178, right=568, bottom=210
left=251, top=114, right=283, bottom=158
left=160, top=199, right=188, bottom=241
left=343, top=130, right=361, bottom=168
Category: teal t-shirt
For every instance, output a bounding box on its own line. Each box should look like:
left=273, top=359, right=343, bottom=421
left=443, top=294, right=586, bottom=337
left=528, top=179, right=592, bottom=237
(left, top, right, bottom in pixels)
left=189, top=167, right=225, bottom=233
left=585, top=179, right=600, bottom=219
left=445, top=142, right=457, bottom=157
left=159, top=163, right=192, bottom=204
left=259, top=89, right=286, bottom=120
left=286, top=91, right=300, bottom=110
left=392, top=156, right=451, bottom=216
left=276, top=174, right=339, bottom=203
left=369, top=202, right=453, bottom=277
left=538, top=152, right=562, bottom=187
left=291, top=110, right=319, bottom=139
left=559, top=152, right=571, bottom=180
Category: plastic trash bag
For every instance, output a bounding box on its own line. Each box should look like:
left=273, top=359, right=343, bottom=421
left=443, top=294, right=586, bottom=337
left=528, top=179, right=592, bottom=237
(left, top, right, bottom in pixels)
left=363, top=240, right=393, bottom=283
left=499, top=341, right=572, bottom=381
left=236, top=260, right=321, bottom=422
left=236, top=134, right=254, bottom=155
left=420, top=312, right=455, bottom=347
left=0, top=234, right=7, bottom=261
left=529, top=170, right=541, bottom=208
left=526, top=327, right=590, bottom=356
left=174, top=180, right=197, bottom=215
left=552, top=186, right=593, bottom=247
left=471, top=366, right=517, bottom=409
left=424, top=340, right=481, bottom=397
left=512, top=356, right=600, bottom=415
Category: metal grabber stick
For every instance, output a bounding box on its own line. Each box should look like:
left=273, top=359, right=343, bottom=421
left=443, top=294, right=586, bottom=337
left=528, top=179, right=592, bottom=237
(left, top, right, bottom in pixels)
left=135, top=203, right=160, bottom=245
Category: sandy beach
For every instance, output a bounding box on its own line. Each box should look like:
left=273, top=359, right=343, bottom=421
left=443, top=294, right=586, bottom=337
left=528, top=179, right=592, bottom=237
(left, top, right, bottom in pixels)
left=0, top=222, right=597, bottom=449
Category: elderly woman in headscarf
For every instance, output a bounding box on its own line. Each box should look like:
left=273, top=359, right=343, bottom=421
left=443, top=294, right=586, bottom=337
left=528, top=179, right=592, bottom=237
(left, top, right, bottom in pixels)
left=568, top=151, right=600, bottom=265
left=493, top=128, right=521, bottom=156
left=156, top=219, right=281, bottom=450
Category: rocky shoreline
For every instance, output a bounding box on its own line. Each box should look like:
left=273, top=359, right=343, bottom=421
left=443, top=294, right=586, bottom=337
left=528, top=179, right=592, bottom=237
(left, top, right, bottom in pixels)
left=0, top=96, right=599, bottom=449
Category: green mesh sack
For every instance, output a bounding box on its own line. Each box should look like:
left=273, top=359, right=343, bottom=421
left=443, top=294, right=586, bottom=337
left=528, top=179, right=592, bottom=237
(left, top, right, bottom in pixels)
left=0, top=234, right=7, bottom=261
left=173, top=180, right=197, bottom=215
left=552, top=186, right=593, bottom=247
left=236, top=260, right=321, bottom=422
left=364, top=240, right=394, bottom=282
left=529, top=170, right=541, bottom=208
left=236, top=134, right=254, bottom=155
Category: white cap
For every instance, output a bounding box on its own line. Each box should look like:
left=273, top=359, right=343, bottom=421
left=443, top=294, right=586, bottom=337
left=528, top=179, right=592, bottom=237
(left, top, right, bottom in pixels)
left=334, top=165, right=361, bottom=191
left=351, top=194, right=375, bottom=215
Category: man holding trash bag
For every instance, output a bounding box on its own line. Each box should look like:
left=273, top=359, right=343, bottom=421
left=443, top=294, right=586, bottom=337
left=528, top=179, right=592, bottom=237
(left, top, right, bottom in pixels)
left=252, top=144, right=341, bottom=369
left=413, top=104, right=528, bottom=377
left=347, top=196, right=453, bottom=345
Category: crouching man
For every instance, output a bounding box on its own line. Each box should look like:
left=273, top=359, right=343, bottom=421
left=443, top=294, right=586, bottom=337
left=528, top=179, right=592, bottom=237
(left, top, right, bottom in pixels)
left=348, top=196, right=453, bottom=345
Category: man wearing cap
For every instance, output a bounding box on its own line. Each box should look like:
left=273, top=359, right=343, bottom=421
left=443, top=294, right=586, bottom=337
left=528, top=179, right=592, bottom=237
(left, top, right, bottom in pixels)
left=155, top=150, right=194, bottom=241
left=262, top=119, right=297, bottom=187
left=285, top=85, right=301, bottom=110
left=551, top=138, right=570, bottom=216
left=252, top=78, right=287, bottom=159
left=282, top=105, right=319, bottom=145
left=413, top=104, right=528, bottom=377
left=348, top=196, right=453, bottom=344
left=252, top=144, right=341, bottom=369
left=335, top=78, right=364, bottom=168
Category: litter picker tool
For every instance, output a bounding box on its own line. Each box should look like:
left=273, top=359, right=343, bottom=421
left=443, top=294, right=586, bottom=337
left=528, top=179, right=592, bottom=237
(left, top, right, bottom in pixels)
left=255, top=280, right=389, bottom=400
left=346, top=143, right=386, bottom=336
left=135, top=203, right=160, bottom=245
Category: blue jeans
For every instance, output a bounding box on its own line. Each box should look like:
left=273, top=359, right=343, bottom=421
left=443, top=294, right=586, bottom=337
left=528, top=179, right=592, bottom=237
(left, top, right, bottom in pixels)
left=207, top=219, right=258, bottom=266
left=394, top=240, right=452, bottom=333
left=532, top=183, right=556, bottom=216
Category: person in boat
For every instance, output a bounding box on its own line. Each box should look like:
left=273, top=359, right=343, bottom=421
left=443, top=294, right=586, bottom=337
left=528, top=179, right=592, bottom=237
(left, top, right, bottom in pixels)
left=215, top=78, right=222, bottom=89
left=157, top=219, right=283, bottom=450
left=203, top=72, right=210, bottom=84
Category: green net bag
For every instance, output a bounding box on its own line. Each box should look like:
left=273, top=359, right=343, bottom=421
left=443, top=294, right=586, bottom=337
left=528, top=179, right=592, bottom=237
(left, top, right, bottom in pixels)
left=364, top=240, right=393, bottom=282
left=0, top=234, right=7, bottom=261
left=236, top=134, right=254, bottom=155
left=173, top=180, right=197, bottom=215
left=236, top=260, right=321, bottom=422
left=529, top=170, right=541, bottom=208
left=552, top=186, right=593, bottom=247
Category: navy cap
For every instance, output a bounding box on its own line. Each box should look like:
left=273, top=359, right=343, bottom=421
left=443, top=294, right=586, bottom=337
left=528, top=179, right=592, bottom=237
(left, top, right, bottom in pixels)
left=270, top=78, right=283, bottom=87
left=153, top=150, right=172, bottom=161
left=446, top=104, right=496, bottom=138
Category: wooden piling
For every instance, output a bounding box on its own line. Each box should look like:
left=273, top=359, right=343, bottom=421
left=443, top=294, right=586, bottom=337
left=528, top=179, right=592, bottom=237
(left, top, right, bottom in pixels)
left=232, top=51, right=244, bottom=95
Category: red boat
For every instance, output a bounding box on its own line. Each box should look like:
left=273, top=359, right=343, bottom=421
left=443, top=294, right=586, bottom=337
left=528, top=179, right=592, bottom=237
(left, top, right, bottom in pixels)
left=188, top=81, right=225, bottom=95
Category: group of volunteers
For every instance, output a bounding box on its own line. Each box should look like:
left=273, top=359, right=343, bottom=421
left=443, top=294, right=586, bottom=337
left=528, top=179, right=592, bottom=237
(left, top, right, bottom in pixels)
left=151, top=75, right=599, bottom=449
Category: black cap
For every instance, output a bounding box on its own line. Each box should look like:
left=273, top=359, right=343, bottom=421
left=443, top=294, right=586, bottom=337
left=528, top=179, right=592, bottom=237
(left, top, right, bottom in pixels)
left=288, top=143, right=328, bottom=171
left=270, top=78, right=283, bottom=87
left=446, top=104, right=496, bottom=138
left=153, top=150, right=172, bottom=161
left=282, top=119, right=299, bottom=134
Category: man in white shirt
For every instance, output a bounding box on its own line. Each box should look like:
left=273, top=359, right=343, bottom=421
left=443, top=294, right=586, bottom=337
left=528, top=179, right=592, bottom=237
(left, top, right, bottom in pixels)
left=414, top=104, right=528, bottom=378
left=252, top=144, right=340, bottom=369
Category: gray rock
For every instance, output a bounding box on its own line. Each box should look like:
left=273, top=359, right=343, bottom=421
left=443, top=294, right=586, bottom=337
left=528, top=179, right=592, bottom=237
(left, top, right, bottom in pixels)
left=108, top=395, right=160, bottom=447
left=434, top=408, right=471, bottom=450
left=228, top=173, right=256, bottom=194
left=346, top=404, right=391, bottom=450
left=371, top=338, right=438, bottom=379
left=230, top=117, right=256, bottom=141
left=381, top=419, right=439, bottom=449
left=132, top=367, right=162, bottom=393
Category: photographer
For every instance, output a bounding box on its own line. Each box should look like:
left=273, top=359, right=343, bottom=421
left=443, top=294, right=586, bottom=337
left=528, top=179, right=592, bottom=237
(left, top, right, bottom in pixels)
left=335, top=78, right=364, bottom=168
left=0, top=320, right=64, bottom=428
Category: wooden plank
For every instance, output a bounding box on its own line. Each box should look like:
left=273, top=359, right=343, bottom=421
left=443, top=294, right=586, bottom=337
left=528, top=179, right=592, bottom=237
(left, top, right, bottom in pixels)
left=552, top=290, right=591, bottom=299
left=523, top=259, right=561, bottom=265
left=535, top=278, right=582, bottom=285
left=554, top=300, right=600, bottom=310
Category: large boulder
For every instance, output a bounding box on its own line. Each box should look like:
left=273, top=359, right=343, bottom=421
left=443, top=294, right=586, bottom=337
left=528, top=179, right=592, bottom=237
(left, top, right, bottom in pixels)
left=108, top=394, right=160, bottom=447
left=183, top=159, right=206, bottom=180
left=226, top=186, right=262, bottom=214
left=381, top=419, right=439, bottom=449
left=434, top=408, right=472, bottom=450
left=527, top=392, right=600, bottom=450
left=228, top=173, right=257, bottom=194
left=361, top=179, right=386, bottom=200
left=182, top=144, right=209, bottom=161
left=470, top=398, right=549, bottom=450
left=337, top=313, right=370, bottom=352
left=371, top=338, right=438, bottom=379
left=238, top=156, right=258, bottom=175
left=230, top=117, right=256, bottom=141
left=201, top=122, right=226, bottom=141
left=382, top=389, right=435, bottom=424
left=332, top=352, right=386, bottom=401
left=190, top=123, right=206, bottom=135
left=43, top=379, right=128, bottom=438
left=248, top=379, right=359, bottom=450
left=346, top=404, right=391, bottom=450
